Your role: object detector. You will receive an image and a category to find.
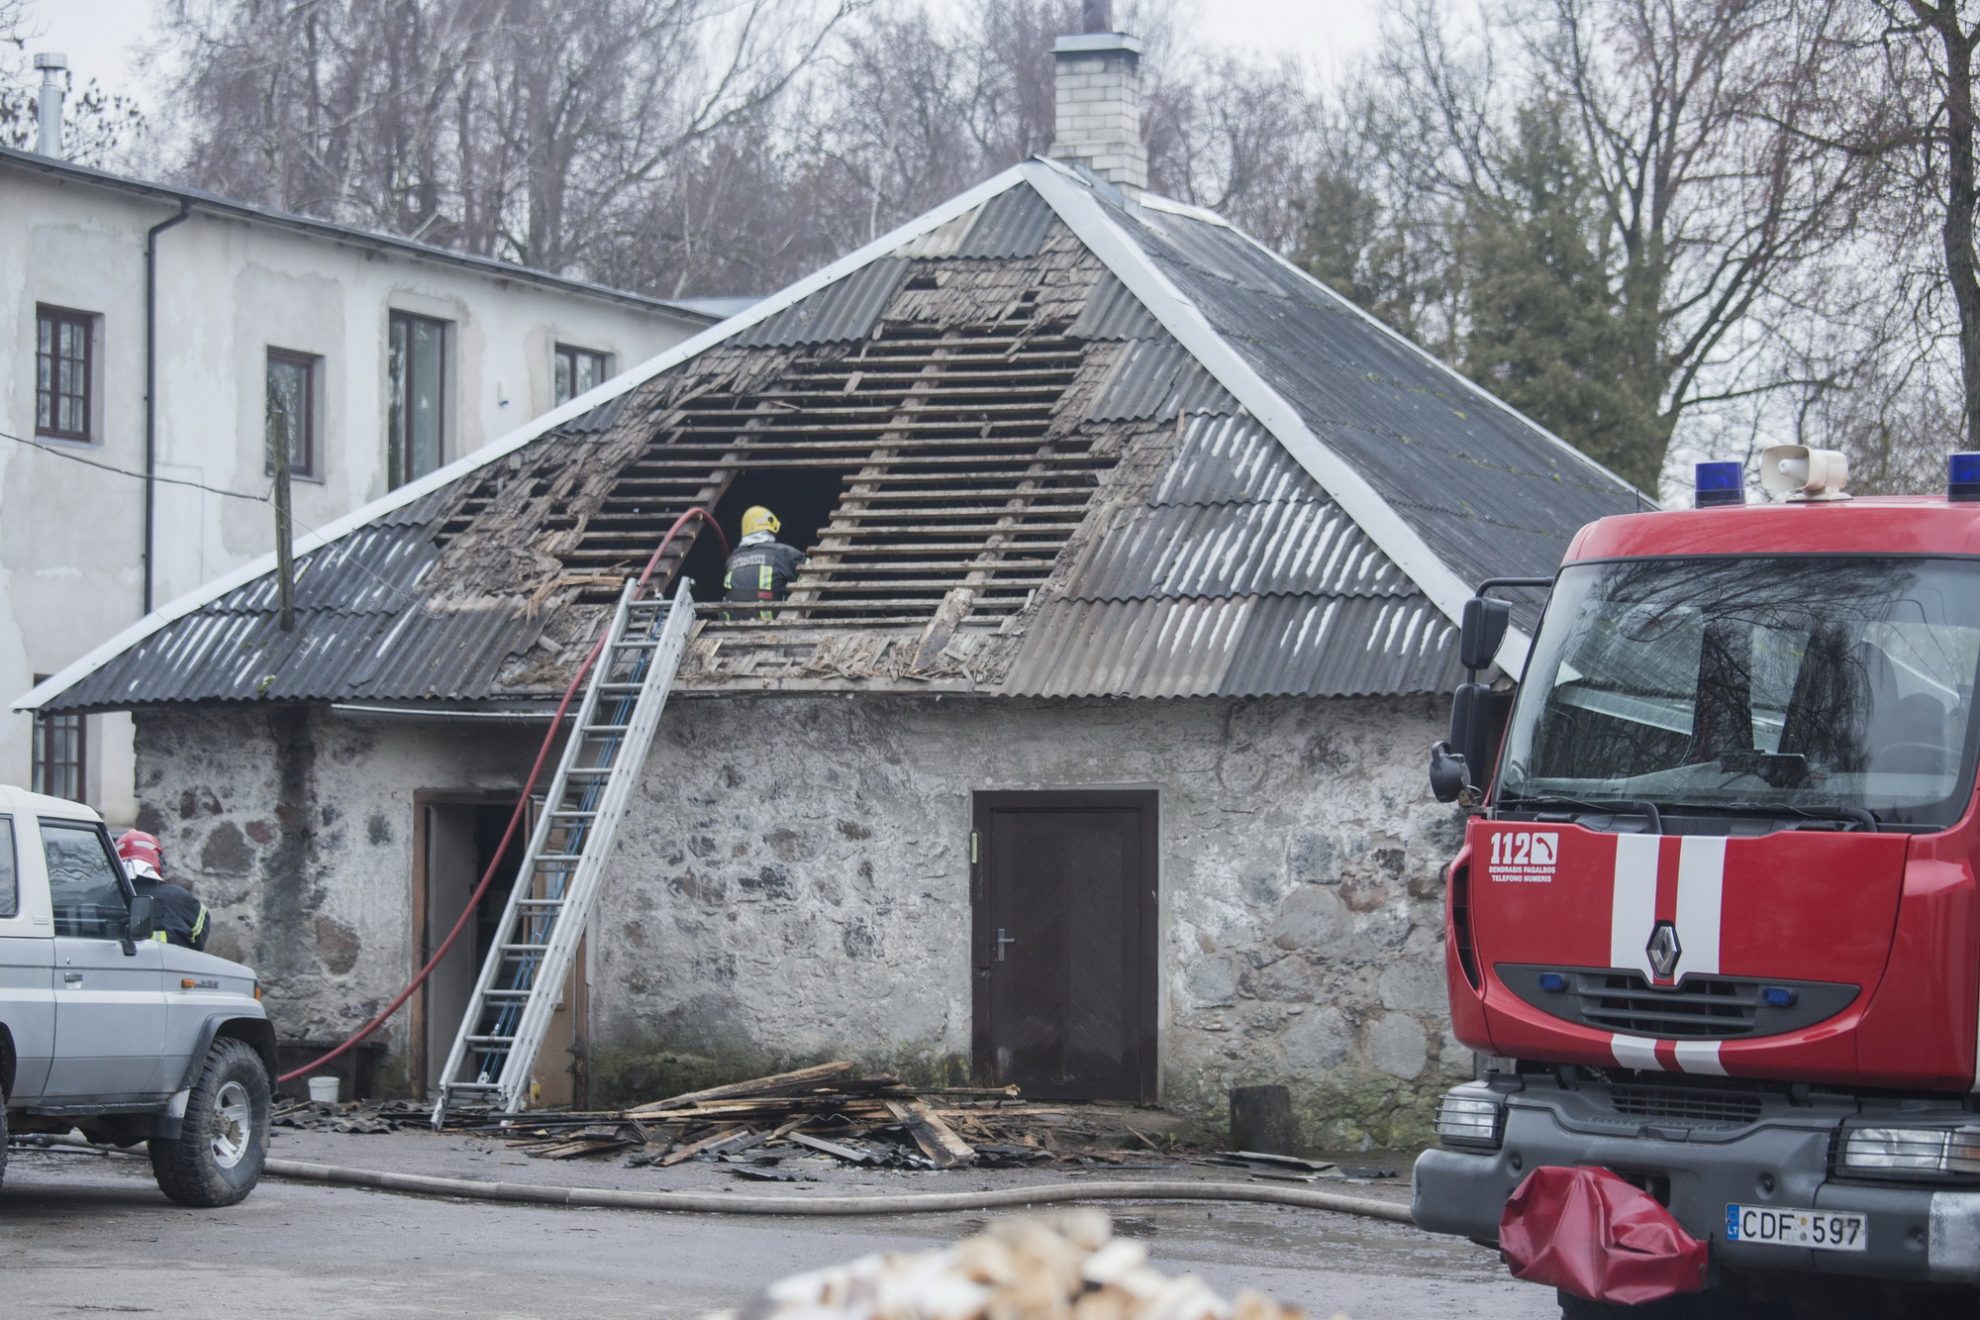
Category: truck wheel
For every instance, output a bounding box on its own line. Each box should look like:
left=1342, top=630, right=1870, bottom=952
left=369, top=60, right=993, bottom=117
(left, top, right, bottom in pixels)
left=148, top=1038, right=270, bottom=1208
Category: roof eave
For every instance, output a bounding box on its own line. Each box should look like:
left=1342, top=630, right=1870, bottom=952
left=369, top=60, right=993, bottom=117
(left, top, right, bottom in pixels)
left=0, top=146, right=714, bottom=322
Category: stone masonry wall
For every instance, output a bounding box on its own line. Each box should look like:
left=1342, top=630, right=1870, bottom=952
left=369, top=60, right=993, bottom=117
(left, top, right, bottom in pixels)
left=132, top=707, right=543, bottom=1058
left=135, top=693, right=1466, bottom=1146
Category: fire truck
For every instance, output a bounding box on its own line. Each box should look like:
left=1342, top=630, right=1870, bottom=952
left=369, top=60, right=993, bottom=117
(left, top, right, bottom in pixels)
left=1412, top=447, right=1980, bottom=1318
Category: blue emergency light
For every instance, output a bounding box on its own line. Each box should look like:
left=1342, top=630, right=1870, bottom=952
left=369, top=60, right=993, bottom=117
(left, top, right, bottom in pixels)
left=1950, top=452, right=1980, bottom=502
left=1761, top=986, right=1797, bottom=1009
left=1694, top=461, right=1745, bottom=507
left=1538, top=972, right=1568, bottom=993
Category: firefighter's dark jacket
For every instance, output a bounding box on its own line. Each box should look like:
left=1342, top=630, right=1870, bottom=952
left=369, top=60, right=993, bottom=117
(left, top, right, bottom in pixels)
left=133, top=876, right=209, bottom=951
left=722, top=538, right=805, bottom=618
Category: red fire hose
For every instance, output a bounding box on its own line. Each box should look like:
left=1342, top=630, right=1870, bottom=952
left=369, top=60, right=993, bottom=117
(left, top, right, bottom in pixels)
left=276, top=508, right=728, bottom=1085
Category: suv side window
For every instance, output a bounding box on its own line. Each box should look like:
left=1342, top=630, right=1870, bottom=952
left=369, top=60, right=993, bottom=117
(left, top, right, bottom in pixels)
left=42, top=820, right=127, bottom=938
left=0, top=816, right=15, bottom=918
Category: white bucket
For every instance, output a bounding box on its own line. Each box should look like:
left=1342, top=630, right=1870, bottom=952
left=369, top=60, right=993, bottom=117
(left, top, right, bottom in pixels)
left=306, top=1075, right=341, bottom=1104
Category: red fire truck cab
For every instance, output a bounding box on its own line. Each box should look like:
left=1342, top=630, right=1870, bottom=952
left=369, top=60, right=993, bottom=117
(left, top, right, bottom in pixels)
left=1412, top=450, right=1980, bottom=1317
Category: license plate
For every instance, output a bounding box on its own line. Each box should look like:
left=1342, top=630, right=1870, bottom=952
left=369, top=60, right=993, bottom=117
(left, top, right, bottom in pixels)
left=1725, top=1204, right=1867, bottom=1251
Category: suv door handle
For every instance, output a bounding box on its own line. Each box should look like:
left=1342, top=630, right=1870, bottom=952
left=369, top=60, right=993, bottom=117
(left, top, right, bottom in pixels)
left=63, top=972, right=83, bottom=984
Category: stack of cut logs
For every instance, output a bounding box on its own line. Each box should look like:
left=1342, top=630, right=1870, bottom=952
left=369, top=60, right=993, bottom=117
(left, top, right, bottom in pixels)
left=479, top=1061, right=1117, bottom=1170
left=711, top=1211, right=1311, bottom=1319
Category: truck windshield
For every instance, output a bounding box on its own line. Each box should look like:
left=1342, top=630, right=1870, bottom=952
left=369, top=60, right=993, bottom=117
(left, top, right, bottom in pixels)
left=1497, top=556, right=1980, bottom=828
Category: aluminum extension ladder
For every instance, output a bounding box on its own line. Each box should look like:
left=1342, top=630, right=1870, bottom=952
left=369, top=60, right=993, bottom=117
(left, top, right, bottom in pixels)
left=430, top=579, right=695, bottom=1126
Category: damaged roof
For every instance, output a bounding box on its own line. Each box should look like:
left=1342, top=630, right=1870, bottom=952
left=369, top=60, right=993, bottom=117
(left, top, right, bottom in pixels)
left=24, top=159, right=1640, bottom=716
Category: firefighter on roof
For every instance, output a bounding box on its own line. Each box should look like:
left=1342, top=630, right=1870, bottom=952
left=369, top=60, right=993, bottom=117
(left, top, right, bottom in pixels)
left=722, top=506, right=805, bottom=620
left=114, top=830, right=210, bottom=952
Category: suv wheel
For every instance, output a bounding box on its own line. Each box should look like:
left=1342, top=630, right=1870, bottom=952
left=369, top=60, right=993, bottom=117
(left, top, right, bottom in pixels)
left=149, top=1038, right=270, bottom=1207
left=1, top=1092, right=9, bottom=1192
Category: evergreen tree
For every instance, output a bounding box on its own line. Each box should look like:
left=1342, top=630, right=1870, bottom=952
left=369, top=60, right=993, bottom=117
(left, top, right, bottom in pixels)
left=1459, top=101, right=1664, bottom=492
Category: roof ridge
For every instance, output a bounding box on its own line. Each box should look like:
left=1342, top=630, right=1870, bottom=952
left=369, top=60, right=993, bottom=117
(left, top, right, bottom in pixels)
left=1022, top=156, right=1538, bottom=673
left=1209, top=207, right=1651, bottom=510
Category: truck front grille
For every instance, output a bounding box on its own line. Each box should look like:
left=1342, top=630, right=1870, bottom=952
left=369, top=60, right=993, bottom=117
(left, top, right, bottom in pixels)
left=1609, top=1083, right=1765, bottom=1128
left=1497, top=964, right=1859, bottom=1040
left=1578, top=972, right=1756, bottom=1038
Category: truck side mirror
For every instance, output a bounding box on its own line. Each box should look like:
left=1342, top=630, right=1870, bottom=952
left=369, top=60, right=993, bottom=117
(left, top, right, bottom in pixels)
left=1460, top=597, right=1512, bottom=671
left=127, top=894, right=157, bottom=945
left=1429, top=741, right=1470, bottom=803
left=1429, top=682, right=1495, bottom=804
left=1451, top=681, right=1493, bottom=780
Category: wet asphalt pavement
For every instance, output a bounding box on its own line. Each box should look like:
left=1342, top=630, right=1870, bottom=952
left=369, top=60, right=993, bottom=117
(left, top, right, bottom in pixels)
left=0, top=1133, right=1553, bottom=1318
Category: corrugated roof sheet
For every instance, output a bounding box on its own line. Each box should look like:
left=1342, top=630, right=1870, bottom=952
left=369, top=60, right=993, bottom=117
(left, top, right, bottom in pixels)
left=1003, top=594, right=1462, bottom=699
left=1069, top=273, right=1162, bottom=341
left=1072, top=499, right=1413, bottom=602
left=1149, top=413, right=1314, bottom=507
left=1088, top=337, right=1238, bottom=422
left=63, top=509, right=547, bottom=710
left=953, top=185, right=1059, bottom=259
left=729, top=257, right=912, bottom=347
left=1102, top=195, right=1642, bottom=590
left=40, top=167, right=1633, bottom=714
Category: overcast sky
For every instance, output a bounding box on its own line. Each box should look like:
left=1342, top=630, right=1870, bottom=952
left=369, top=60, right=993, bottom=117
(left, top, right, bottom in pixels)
left=17, top=0, right=1387, bottom=118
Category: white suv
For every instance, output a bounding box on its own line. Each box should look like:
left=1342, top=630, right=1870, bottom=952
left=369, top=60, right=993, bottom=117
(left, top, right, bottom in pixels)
left=0, top=785, right=275, bottom=1206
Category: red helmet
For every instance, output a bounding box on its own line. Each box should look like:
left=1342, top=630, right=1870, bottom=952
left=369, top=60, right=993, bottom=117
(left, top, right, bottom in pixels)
left=116, top=829, right=163, bottom=880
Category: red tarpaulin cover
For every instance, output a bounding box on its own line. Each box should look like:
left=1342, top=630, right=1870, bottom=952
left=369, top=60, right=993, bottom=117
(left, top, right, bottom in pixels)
left=1499, top=1165, right=1709, bottom=1304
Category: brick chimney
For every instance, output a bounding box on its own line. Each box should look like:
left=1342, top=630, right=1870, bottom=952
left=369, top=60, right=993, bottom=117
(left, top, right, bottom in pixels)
left=1048, top=1, right=1146, bottom=193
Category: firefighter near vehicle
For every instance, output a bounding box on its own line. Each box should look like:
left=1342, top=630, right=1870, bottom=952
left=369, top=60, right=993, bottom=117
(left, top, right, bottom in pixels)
left=1413, top=446, right=1980, bottom=1317
left=0, top=785, right=276, bottom=1207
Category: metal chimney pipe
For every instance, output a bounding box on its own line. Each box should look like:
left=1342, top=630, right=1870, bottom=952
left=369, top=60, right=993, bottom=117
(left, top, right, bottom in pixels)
left=1081, top=0, right=1112, bottom=34
left=34, top=53, right=68, bottom=158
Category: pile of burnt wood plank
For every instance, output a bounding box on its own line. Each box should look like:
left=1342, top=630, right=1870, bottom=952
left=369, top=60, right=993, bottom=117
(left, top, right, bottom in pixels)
left=473, top=1061, right=1131, bottom=1170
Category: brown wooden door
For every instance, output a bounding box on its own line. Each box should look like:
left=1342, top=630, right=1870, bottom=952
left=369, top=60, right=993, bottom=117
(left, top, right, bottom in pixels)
left=972, top=791, right=1158, bottom=1103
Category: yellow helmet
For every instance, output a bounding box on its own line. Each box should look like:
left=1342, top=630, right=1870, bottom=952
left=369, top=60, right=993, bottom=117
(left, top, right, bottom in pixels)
left=741, top=506, right=781, bottom=537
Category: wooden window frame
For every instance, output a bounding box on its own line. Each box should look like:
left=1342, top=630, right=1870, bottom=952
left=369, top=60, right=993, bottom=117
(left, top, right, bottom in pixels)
left=553, top=343, right=610, bottom=406
left=388, top=310, right=450, bottom=488
left=34, top=304, right=95, bottom=443
left=29, top=674, right=86, bottom=804
left=265, top=347, right=319, bottom=479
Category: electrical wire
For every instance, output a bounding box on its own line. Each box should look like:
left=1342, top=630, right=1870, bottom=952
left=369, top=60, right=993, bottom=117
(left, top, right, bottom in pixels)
left=0, top=426, right=429, bottom=611
left=0, top=426, right=273, bottom=504
left=274, top=507, right=729, bottom=1087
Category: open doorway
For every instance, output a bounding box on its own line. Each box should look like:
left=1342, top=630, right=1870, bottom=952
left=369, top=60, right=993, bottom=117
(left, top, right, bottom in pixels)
left=679, top=466, right=857, bottom=605
left=413, top=795, right=590, bottom=1107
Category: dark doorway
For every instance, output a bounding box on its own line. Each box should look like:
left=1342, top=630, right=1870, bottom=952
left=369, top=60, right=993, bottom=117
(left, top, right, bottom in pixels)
left=680, top=466, right=856, bottom=604
left=412, top=797, right=591, bottom=1107
left=972, top=791, right=1159, bottom=1103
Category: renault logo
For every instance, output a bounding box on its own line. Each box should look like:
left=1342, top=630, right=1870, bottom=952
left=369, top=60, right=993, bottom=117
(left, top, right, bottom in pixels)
left=1647, top=921, right=1682, bottom=979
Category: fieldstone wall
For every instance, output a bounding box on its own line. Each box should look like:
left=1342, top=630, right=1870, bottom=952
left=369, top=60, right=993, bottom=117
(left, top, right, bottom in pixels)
left=135, top=692, right=1467, bottom=1146
left=132, top=707, right=542, bottom=1053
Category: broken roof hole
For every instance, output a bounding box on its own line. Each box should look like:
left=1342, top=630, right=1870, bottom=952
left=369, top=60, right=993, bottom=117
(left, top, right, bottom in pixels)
left=684, top=466, right=860, bottom=608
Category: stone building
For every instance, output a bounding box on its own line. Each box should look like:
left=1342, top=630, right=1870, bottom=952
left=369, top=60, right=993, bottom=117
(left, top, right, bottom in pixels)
left=23, top=33, right=1639, bottom=1143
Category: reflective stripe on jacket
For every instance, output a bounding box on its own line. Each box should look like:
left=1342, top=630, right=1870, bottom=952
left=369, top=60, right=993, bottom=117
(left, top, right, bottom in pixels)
left=722, top=540, right=805, bottom=620
left=133, top=877, right=210, bottom=952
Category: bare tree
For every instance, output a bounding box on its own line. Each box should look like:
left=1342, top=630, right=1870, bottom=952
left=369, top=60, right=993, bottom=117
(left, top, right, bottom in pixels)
left=1307, top=0, right=1888, bottom=491
left=156, top=0, right=866, bottom=278
left=152, top=0, right=1333, bottom=297
left=1855, top=3, right=1980, bottom=451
